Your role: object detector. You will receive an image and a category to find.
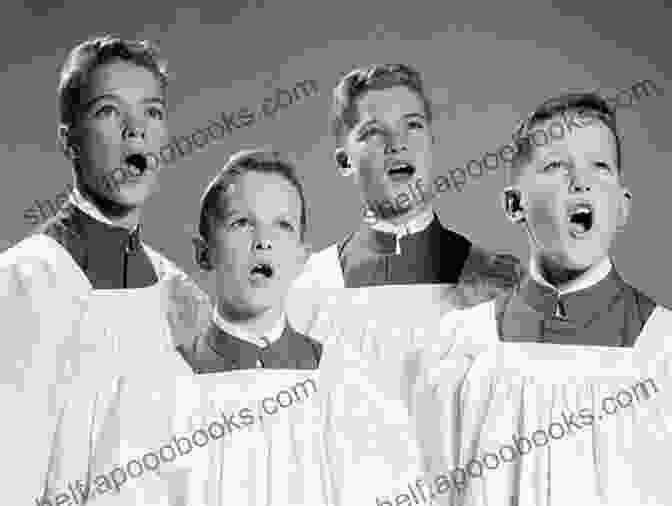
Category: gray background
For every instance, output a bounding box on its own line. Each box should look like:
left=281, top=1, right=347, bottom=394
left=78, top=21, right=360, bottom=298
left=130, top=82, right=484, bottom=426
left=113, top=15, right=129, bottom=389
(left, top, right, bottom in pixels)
left=2, top=0, right=671, bottom=305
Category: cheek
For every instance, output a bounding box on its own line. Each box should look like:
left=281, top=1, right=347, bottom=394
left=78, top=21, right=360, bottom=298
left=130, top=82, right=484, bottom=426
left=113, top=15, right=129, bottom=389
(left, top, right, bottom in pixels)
left=148, top=123, right=168, bottom=146
left=596, top=186, right=624, bottom=228
left=80, top=128, right=122, bottom=163
left=526, top=193, right=563, bottom=236
left=213, top=239, right=249, bottom=272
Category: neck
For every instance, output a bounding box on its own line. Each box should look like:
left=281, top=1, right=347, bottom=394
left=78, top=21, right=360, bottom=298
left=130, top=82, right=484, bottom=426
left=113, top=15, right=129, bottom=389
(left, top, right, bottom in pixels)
left=532, top=251, right=609, bottom=290
left=216, top=300, right=283, bottom=336
left=76, top=180, right=141, bottom=231
left=372, top=202, right=433, bottom=227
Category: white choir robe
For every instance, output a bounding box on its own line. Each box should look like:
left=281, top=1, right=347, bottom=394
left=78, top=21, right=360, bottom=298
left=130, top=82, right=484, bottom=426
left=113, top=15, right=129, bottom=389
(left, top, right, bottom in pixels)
left=288, top=284, right=466, bottom=505
left=0, top=233, right=210, bottom=506
left=425, top=300, right=672, bottom=506
left=81, top=341, right=432, bottom=505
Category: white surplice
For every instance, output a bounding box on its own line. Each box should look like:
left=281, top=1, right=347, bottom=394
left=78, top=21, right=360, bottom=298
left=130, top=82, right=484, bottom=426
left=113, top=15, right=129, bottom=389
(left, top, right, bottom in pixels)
left=100, top=340, right=430, bottom=505
left=427, top=300, right=672, bottom=506
left=0, top=233, right=210, bottom=505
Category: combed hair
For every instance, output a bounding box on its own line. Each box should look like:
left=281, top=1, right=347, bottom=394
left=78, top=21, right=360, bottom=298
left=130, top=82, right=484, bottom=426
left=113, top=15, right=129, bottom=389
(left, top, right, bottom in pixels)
left=198, top=149, right=308, bottom=242
left=508, top=91, right=622, bottom=184
left=58, top=34, right=169, bottom=127
left=331, top=63, right=433, bottom=143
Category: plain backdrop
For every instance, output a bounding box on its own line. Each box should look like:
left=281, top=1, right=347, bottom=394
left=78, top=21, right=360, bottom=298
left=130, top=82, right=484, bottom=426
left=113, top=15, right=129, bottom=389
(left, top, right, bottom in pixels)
left=2, top=0, right=671, bottom=306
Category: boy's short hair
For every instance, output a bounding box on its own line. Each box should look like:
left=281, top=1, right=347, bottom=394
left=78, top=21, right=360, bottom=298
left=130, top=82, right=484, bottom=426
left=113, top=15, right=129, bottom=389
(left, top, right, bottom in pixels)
left=331, top=63, right=433, bottom=143
left=58, top=34, right=169, bottom=128
left=509, top=91, right=622, bottom=184
left=198, top=149, right=308, bottom=243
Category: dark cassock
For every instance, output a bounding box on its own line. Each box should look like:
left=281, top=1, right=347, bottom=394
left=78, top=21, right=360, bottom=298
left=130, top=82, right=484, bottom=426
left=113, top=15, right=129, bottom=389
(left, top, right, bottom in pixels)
left=495, top=257, right=666, bottom=347
left=293, top=208, right=522, bottom=306
left=431, top=257, right=672, bottom=506
left=2, top=189, right=209, bottom=506
left=177, top=307, right=323, bottom=373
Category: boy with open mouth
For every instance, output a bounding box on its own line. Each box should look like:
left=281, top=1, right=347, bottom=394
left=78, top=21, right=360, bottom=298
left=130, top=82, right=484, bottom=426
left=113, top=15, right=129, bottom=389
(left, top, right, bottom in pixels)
left=0, top=35, right=211, bottom=506
left=426, top=92, right=672, bottom=506
left=178, top=149, right=323, bottom=372
left=490, top=91, right=669, bottom=346
left=293, top=63, right=521, bottom=297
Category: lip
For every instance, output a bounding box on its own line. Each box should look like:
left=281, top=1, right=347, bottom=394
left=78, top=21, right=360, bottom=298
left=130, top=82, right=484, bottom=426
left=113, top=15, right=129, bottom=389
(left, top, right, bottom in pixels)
left=248, top=260, right=276, bottom=285
left=384, top=159, right=416, bottom=183
left=565, top=199, right=595, bottom=239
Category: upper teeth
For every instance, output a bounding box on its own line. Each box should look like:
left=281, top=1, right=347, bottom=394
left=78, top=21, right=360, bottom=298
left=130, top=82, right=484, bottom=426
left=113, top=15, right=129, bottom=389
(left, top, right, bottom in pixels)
left=390, top=163, right=411, bottom=171
left=572, top=206, right=591, bottom=215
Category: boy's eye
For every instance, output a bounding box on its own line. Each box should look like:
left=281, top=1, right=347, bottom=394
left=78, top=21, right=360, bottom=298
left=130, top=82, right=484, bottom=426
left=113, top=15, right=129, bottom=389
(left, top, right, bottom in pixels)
left=407, top=120, right=425, bottom=130
left=278, top=220, right=296, bottom=231
left=359, top=126, right=383, bottom=141
left=94, top=104, right=119, bottom=119
left=230, top=217, right=251, bottom=229
left=147, top=106, right=165, bottom=120
left=541, top=160, right=567, bottom=173
left=595, top=161, right=613, bottom=174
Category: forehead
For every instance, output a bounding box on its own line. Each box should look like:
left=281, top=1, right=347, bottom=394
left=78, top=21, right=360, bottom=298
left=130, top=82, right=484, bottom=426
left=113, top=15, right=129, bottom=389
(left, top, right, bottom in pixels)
left=529, top=117, right=618, bottom=164
left=80, top=60, right=163, bottom=105
left=354, top=85, right=426, bottom=124
left=221, top=170, right=301, bottom=214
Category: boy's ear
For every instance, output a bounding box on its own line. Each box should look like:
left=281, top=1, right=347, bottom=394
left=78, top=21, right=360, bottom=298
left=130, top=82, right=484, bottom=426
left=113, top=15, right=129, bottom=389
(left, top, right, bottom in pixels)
left=334, top=148, right=354, bottom=177
left=501, top=186, right=526, bottom=224
left=58, top=124, right=79, bottom=160
left=192, top=235, right=213, bottom=271
left=617, top=187, right=632, bottom=230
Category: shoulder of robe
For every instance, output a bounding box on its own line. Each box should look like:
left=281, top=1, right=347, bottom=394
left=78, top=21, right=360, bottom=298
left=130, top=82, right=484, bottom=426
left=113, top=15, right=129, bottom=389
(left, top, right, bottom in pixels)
left=453, top=244, right=522, bottom=309
left=142, top=243, right=212, bottom=347
left=439, top=299, right=498, bottom=352
left=292, top=243, right=343, bottom=289
left=0, top=234, right=84, bottom=297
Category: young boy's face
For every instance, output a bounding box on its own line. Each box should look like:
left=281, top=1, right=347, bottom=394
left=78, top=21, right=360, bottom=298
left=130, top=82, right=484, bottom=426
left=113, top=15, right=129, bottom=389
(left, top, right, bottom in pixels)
left=209, top=171, right=308, bottom=318
left=514, top=114, right=630, bottom=272
left=68, top=59, right=167, bottom=208
left=342, top=85, right=433, bottom=220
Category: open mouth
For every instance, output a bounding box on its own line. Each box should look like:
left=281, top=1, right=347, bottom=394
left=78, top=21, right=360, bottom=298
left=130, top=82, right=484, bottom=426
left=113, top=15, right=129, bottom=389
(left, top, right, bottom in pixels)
left=567, top=202, right=594, bottom=237
left=123, top=153, right=153, bottom=177
left=249, top=261, right=275, bottom=281
left=386, top=161, right=416, bottom=182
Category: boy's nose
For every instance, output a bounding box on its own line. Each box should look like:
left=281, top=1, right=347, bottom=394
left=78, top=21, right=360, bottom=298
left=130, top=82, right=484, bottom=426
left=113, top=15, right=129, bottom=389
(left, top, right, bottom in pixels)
left=384, top=133, right=408, bottom=154
left=568, top=168, right=592, bottom=193
left=122, top=118, right=147, bottom=140
left=253, top=238, right=273, bottom=250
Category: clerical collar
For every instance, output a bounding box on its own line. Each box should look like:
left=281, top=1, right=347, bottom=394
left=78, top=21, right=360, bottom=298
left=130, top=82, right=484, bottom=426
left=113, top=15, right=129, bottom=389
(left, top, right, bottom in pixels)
left=369, top=207, right=434, bottom=237
left=520, top=256, right=620, bottom=319
left=528, top=256, right=613, bottom=296
left=69, top=186, right=139, bottom=233
left=211, top=306, right=286, bottom=348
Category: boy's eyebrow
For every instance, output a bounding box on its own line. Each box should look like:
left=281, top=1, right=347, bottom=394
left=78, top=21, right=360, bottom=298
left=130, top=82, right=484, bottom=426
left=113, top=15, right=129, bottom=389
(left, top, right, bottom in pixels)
left=403, top=112, right=427, bottom=121
left=83, top=94, right=165, bottom=111
left=356, top=112, right=426, bottom=130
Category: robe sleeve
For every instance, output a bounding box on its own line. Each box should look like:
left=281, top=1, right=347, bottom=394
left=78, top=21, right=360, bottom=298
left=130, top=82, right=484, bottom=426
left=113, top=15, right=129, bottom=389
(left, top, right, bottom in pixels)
left=0, top=239, right=91, bottom=506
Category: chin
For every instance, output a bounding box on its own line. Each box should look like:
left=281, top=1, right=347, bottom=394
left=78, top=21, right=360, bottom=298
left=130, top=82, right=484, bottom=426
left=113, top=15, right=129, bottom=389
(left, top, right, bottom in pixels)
left=545, top=247, right=604, bottom=274
left=113, top=182, right=156, bottom=207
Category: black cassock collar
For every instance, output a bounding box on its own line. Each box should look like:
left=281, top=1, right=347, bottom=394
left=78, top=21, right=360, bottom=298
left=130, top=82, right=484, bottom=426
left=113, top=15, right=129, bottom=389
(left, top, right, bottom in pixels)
left=338, top=213, right=472, bottom=286
left=38, top=202, right=158, bottom=289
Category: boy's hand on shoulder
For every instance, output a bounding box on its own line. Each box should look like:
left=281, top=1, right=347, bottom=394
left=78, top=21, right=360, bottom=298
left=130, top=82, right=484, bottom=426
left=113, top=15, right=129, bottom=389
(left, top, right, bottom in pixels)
left=165, top=273, right=212, bottom=349
left=453, top=246, right=522, bottom=308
